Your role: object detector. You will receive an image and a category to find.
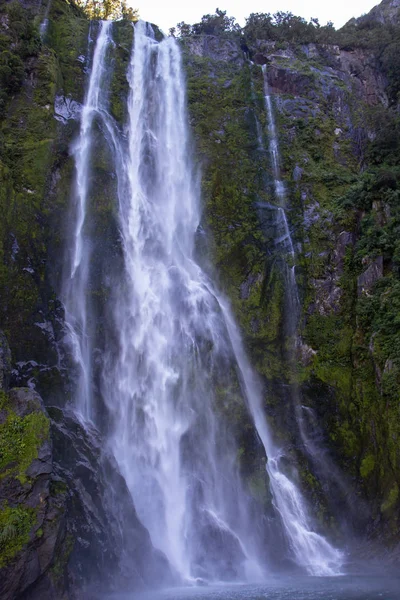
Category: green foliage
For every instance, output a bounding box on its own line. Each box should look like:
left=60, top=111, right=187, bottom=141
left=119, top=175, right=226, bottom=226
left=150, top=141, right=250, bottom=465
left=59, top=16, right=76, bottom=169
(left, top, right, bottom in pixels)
left=3, top=1, right=41, bottom=59
left=174, top=8, right=239, bottom=37
left=244, top=12, right=336, bottom=44
left=0, top=398, right=50, bottom=484
left=360, top=453, right=375, bottom=478
left=0, top=503, right=36, bottom=567
left=76, top=0, right=138, bottom=20
left=191, top=8, right=239, bottom=35
left=381, top=484, right=399, bottom=513
left=0, top=2, right=41, bottom=117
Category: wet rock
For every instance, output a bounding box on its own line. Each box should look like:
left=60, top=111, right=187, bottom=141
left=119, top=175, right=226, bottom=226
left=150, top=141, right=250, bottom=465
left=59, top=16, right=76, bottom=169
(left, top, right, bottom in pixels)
left=49, top=407, right=174, bottom=596
left=0, top=331, right=11, bottom=391
left=293, top=165, right=303, bottom=182
left=303, top=201, right=321, bottom=229
left=253, top=52, right=268, bottom=65
left=191, top=509, right=245, bottom=581
left=297, top=342, right=317, bottom=367
left=310, top=275, right=343, bottom=315
left=335, top=231, right=354, bottom=274
left=0, top=393, right=173, bottom=600
left=54, top=95, right=82, bottom=123
left=357, top=256, right=384, bottom=296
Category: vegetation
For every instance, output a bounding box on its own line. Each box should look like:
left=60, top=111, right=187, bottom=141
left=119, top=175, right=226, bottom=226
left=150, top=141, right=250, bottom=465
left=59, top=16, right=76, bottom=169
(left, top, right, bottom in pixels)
left=0, top=391, right=50, bottom=484
left=171, top=8, right=239, bottom=37
left=0, top=504, right=36, bottom=568
left=0, top=2, right=40, bottom=117
left=75, top=0, right=138, bottom=20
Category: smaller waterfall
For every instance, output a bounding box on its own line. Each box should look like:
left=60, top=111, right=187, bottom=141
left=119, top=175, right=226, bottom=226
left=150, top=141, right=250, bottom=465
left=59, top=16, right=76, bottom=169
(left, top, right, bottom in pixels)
left=262, top=65, right=286, bottom=201
left=63, top=21, right=113, bottom=421
left=39, top=0, right=52, bottom=38
left=219, top=297, right=344, bottom=576
left=251, top=64, right=344, bottom=575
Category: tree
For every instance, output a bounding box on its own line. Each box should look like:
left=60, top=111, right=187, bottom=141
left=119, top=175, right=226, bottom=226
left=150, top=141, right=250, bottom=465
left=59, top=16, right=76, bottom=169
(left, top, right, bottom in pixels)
left=176, top=21, right=192, bottom=37
left=191, top=8, right=239, bottom=36
left=75, top=0, right=138, bottom=20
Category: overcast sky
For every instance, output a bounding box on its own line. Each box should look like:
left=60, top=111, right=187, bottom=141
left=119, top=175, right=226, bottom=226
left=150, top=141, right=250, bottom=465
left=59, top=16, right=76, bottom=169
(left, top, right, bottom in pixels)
left=135, top=0, right=380, bottom=33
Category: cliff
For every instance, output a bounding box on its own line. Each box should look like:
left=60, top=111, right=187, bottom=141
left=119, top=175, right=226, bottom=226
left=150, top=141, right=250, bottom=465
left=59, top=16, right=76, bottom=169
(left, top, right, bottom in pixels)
left=0, top=0, right=399, bottom=596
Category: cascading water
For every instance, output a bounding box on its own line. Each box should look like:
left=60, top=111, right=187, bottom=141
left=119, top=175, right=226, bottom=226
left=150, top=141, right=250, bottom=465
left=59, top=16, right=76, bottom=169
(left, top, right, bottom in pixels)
left=102, top=21, right=264, bottom=583
left=64, top=19, right=344, bottom=586
left=251, top=66, right=345, bottom=574
left=63, top=20, right=113, bottom=421
left=39, top=0, right=52, bottom=38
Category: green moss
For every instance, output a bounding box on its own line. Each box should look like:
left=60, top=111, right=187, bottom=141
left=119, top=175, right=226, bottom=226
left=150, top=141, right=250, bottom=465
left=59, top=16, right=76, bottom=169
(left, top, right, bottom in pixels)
left=360, top=454, right=375, bottom=479
left=0, top=397, right=50, bottom=484
left=50, top=480, right=68, bottom=496
left=46, top=0, right=88, bottom=98
left=0, top=503, right=37, bottom=567
left=109, top=21, right=133, bottom=123
left=50, top=533, right=74, bottom=585
left=381, top=484, right=399, bottom=513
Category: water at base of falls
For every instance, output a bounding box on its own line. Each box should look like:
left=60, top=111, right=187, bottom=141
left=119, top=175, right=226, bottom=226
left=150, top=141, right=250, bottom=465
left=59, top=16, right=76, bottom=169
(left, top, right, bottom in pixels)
left=65, top=20, right=344, bottom=585
left=103, top=574, right=400, bottom=600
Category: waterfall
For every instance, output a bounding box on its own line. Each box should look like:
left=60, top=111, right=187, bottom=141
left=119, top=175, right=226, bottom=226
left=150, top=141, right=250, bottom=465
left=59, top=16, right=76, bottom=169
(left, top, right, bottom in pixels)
left=251, top=65, right=344, bottom=574
left=64, top=19, right=344, bottom=585
left=102, top=21, right=264, bottom=582
left=63, top=20, right=113, bottom=421
left=39, top=0, right=52, bottom=38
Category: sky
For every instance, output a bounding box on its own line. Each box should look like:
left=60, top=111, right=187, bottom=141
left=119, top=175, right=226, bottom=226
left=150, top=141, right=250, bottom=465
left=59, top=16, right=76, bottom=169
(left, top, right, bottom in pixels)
left=135, top=0, right=380, bottom=34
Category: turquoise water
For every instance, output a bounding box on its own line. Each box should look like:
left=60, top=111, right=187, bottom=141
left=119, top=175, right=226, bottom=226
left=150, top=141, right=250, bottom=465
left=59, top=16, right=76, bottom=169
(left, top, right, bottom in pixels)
left=106, top=576, right=400, bottom=600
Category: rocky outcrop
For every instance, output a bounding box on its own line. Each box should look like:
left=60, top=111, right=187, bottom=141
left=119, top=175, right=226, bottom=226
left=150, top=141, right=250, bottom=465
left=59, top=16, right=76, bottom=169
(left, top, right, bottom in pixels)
left=0, top=334, right=173, bottom=600
left=357, top=256, right=384, bottom=296
left=182, top=34, right=245, bottom=64
left=357, top=0, right=400, bottom=25
left=252, top=40, right=388, bottom=108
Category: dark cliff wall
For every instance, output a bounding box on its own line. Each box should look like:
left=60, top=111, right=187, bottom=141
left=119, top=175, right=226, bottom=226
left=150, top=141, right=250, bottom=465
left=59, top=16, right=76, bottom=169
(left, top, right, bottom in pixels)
left=0, top=0, right=400, bottom=596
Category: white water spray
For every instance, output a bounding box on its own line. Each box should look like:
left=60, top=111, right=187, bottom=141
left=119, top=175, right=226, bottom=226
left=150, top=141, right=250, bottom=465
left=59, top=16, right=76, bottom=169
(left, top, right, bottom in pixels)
left=63, top=21, right=113, bottom=421
left=102, top=21, right=264, bottom=582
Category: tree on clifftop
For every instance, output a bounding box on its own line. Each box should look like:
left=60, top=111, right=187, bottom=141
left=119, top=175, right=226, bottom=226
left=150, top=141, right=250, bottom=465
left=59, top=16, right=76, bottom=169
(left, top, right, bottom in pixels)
left=76, top=0, right=138, bottom=20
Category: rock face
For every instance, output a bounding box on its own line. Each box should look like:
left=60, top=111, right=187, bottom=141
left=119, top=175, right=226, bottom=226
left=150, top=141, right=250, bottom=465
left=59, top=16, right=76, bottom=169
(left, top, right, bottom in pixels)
left=1, top=0, right=400, bottom=591
left=0, top=332, right=11, bottom=391
left=357, top=256, right=384, bottom=296
left=182, top=0, right=400, bottom=557
left=183, top=34, right=245, bottom=64
left=358, top=0, right=400, bottom=25
left=0, top=395, right=172, bottom=600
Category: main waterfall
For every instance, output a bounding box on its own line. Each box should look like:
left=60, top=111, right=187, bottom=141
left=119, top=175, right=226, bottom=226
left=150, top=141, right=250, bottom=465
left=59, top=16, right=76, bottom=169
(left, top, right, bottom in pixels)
left=65, top=20, right=344, bottom=586
left=102, top=21, right=264, bottom=582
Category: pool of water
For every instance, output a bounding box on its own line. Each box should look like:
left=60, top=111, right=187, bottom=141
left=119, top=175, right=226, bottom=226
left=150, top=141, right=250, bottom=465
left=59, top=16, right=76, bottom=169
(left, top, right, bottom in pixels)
left=105, top=575, right=400, bottom=600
